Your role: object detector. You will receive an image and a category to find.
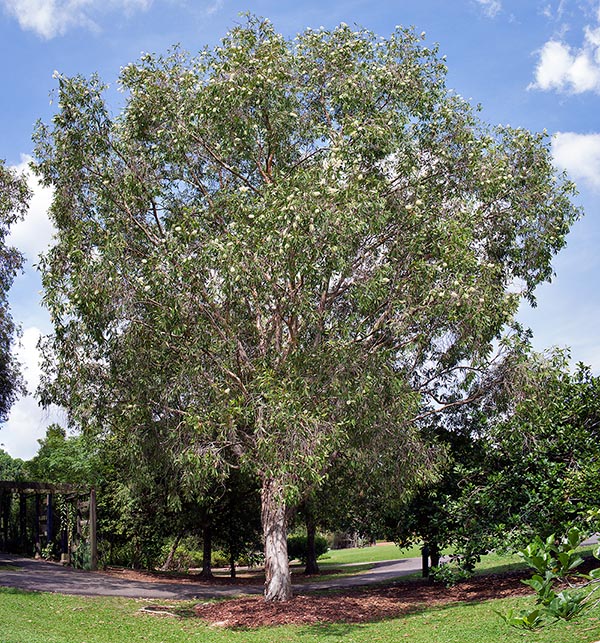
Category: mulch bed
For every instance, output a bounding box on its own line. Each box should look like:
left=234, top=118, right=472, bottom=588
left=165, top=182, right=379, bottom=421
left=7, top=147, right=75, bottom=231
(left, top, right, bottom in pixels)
left=120, top=557, right=599, bottom=628
left=193, top=571, right=532, bottom=628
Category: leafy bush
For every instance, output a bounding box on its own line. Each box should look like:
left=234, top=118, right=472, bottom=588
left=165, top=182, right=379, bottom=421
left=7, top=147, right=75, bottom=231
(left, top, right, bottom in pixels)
left=236, top=549, right=264, bottom=568
left=430, top=562, right=472, bottom=587
left=71, top=543, right=92, bottom=570
left=287, top=534, right=328, bottom=564
left=210, top=550, right=230, bottom=568
left=498, top=526, right=600, bottom=630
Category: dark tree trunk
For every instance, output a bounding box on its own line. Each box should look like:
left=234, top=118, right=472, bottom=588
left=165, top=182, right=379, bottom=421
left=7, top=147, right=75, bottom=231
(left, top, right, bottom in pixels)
left=427, top=541, right=441, bottom=583
left=230, top=553, right=236, bottom=579
left=160, top=533, right=182, bottom=571
left=262, top=478, right=292, bottom=601
left=304, top=507, right=319, bottom=575
left=199, top=524, right=213, bottom=579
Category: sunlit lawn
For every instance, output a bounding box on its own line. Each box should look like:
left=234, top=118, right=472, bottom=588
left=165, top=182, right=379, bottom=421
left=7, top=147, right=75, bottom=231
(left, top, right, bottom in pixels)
left=316, top=542, right=423, bottom=567
left=1, top=586, right=599, bottom=643
left=4, top=542, right=597, bottom=642
left=317, top=542, right=597, bottom=577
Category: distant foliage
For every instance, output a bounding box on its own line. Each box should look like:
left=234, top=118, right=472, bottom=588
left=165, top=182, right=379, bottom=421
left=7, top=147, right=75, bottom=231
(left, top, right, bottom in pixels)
left=0, top=160, right=28, bottom=422
left=287, top=534, right=328, bottom=564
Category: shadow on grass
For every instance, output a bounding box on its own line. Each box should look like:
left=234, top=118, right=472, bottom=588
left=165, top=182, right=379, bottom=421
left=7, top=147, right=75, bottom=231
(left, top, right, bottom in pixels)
left=294, top=599, right=494, bottom=639
left=296, top=622, right=370, bottom=638
left=0, top=586, right=37, bottom=596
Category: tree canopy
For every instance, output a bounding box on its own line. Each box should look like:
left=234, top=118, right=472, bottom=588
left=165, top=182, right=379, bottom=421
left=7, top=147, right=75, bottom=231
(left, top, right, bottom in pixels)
left=34, top=17, right=579, bottom=600
left=390, top=345, right=600, bottom=579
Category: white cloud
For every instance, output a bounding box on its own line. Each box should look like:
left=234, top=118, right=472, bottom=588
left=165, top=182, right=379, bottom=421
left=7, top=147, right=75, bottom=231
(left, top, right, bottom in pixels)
left=205, top=0, right=223, bottom=16
left=2, top=0, right=152, bottom=39
left=1, top=159, right=62, bottom=460
left=0, top=327, right=65, bottom=460
left=475, top=0, right=502, bottom=18
left=17, top=326, right=43, bottom=391
left=531, top=14, right=600, bottom=93
left=541, top=0, right=568, bottom=21
left=7, top=156, right=55, bottom=266
left=552, top=131, right=600, bottom=190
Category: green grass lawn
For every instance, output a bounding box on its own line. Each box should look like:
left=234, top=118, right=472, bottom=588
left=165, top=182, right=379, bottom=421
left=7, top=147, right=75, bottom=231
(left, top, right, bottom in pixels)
left=318, top=542, right=423, bottom=566
left=1, top=586, right=599, bottom=643
left=317, top=542, right=597, bottom=576
left=291, top=563, right=375, bottom=582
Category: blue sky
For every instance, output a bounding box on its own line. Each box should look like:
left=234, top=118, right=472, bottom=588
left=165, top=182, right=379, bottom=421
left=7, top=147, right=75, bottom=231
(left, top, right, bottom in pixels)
left=1, top=0, right=599, bottom=459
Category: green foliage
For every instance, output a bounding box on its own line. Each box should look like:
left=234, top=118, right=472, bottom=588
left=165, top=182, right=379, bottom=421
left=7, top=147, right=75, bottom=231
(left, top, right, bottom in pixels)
left=497, top=607, right=544, bottom=630
left=519, top=528, right=585, bottom=578
left=499, top=527, right=600, bottom=630
left=159, top=537, right=204, bottom=571
left=287, top=534, right=329, bottom=564
left=25, top=424, right=103, bottom=486
left=0, top=160, right=28, bottom=422
left=392, top=347, right=600, bottom=571
left=429, top=562, right=472, bottom=587
left=71, top=542, right=92, bottom=570
left=0, top=449, right=25, bottom=480
left=211, top=469, right=263, bottom=572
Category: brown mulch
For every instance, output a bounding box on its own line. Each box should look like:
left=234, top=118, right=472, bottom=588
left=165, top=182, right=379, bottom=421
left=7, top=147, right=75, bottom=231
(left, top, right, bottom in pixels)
left=122, top=556, right=600, bottom=629
left=193, top=571, right=532, bottom=628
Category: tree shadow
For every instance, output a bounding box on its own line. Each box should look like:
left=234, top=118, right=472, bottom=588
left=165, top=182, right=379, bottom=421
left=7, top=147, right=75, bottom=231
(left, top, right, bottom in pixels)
left=0, top=586, right=40, bottom=596
left=296, top=622, right=369, bottom=638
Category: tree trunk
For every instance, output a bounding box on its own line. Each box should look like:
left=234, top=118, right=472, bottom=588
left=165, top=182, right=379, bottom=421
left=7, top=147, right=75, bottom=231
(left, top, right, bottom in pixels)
left=199, top=524, right=213, bottom=579
left=160, top=533, right=182, bottom=571
left=304, top=506, right=319, bottom=575
left=230, top=553, right=236, bottom=579
left=428, top=542, right=440, bottom=584
left=262, top=478, right=292, bottom=601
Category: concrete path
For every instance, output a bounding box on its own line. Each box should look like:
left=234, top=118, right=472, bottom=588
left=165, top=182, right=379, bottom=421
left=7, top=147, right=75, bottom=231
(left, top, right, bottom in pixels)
left=5, top=537, right=595, bottom=600
left=0, top=552, right=423, bottom=600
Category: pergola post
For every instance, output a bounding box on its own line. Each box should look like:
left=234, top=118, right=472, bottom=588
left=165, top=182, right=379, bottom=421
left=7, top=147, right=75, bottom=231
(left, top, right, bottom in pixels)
left=46, top=493, right=53, bottom=542
left=0, top=481, right=97, bottom=567
left=89, top=487, right=97, bottom=570
left=34, top=494, right=41, bottom=558
left=19, top=493, right=26, bottom=552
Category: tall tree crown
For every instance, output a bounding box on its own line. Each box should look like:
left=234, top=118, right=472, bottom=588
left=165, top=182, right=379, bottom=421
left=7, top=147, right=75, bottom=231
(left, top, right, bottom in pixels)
left=35, top=17, right=578, bottom=499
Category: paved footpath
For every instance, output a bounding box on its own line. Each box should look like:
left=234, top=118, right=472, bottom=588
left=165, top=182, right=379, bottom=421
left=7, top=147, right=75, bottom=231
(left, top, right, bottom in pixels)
left=0, top=552, right=424, bottom=600
left=3, top=537, right=596, bottom=600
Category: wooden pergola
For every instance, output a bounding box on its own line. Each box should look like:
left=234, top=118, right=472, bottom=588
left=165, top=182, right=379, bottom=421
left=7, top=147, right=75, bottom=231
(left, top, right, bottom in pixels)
left=0, top=481, right=97, bottom=570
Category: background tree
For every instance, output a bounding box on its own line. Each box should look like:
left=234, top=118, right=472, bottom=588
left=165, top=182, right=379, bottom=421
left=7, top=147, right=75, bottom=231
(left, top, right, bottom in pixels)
left=0, top=448, right=25, bottom=480
left=35, top=18, right=578, bottom=600
left=387, top=406, right=490, bottom=575
left=467, top=349, right=600, bottom=546
left=390, top=345, right=600, bottom=578
left=27, top=424, right=103, bottom=485
left=0, top=160, right=28, bottom=422
left=213, top=469, right=262, bottom=578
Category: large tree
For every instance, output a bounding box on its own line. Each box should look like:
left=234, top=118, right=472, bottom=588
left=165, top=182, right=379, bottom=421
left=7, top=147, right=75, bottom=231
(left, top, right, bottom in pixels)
left=35, top=18, right=578, bottom=600
left=0, top=161, right=27, bottom=424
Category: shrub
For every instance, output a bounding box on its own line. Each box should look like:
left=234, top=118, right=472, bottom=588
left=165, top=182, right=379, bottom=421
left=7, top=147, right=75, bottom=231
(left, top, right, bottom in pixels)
left=287, top=534, right=328, bottom=564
